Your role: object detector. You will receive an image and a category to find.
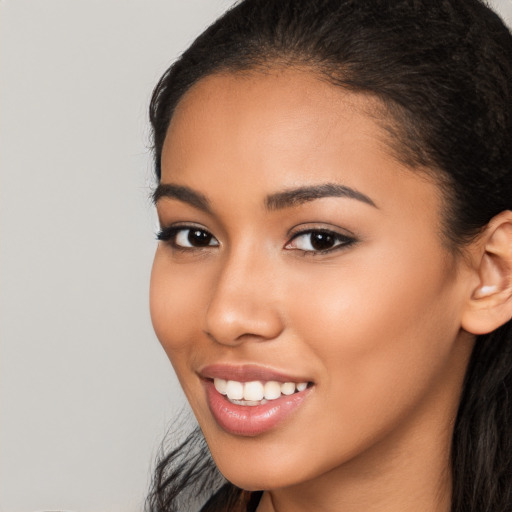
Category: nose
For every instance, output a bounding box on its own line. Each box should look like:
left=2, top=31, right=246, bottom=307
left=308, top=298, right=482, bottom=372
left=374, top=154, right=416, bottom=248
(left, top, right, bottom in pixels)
left=204, top=248, right=284, bottom=346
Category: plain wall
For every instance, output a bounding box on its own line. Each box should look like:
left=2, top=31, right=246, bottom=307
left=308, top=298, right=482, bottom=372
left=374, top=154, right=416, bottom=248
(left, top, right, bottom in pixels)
left=0, top=2, right=236, bottom=511
left=1, top=1, right=511, bottom=511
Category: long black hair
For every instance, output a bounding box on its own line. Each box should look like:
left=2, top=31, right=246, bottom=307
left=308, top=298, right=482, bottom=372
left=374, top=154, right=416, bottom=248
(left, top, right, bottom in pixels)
left=145, top=1, right=512, bottom=510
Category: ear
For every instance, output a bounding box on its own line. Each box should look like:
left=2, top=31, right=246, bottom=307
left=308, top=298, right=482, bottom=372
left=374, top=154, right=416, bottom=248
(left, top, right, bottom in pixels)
left=461, top=210, right=512, bottom=335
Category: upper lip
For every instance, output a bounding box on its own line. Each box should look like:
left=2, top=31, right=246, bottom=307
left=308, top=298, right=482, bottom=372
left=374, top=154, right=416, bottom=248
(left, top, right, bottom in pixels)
left=199, top=363, right=312, bottom=383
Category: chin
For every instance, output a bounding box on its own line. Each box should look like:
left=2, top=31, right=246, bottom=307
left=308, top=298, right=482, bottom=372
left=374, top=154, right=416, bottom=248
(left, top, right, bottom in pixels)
left=207, top=440, right=315, bottom=492
left=220, top=468, right=294, bottom=492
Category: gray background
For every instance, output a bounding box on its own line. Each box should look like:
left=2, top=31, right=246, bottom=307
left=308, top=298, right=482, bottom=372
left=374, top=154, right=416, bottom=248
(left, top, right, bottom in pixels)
left=1, top=1, right=511, bottom=511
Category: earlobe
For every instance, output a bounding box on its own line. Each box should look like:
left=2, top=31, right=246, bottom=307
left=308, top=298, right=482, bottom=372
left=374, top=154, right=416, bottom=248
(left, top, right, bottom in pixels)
left=461, top=211, right=512, bottom=335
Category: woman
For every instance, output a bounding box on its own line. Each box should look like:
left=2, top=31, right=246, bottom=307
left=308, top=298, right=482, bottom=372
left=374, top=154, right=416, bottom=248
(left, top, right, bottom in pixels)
left=145, top=1, right=512, bottom=511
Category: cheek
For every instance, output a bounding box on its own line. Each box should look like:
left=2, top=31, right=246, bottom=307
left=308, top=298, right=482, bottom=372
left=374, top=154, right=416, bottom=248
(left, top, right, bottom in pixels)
left=150, top=251, right=214, bottom=407
left=286, top=242, right=460, bottom=410
left=149, top=249, right=207, bottom=356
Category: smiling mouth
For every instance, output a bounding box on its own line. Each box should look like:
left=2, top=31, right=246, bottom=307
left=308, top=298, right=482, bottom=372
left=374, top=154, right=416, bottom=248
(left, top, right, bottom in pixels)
left=202, top=369, right=314, bottom=436
left=212, top=378, right=312, bottom=406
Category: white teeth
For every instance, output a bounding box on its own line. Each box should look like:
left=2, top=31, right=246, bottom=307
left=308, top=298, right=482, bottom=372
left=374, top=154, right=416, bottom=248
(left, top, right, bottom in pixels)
left=281, top=382, right=296, bottom=395
left=296, top=382, right=308, bottom=392
left=225, top=380, right=244, bottom=400
left=217, top=379, right=310, bottom=403
left=264, top=381, right=282, bottom=400
left=230, top=399, right=267, bottom=406
left=243, top=381, right=264, bottom=401
left=214, top=378, right=227, bottom=395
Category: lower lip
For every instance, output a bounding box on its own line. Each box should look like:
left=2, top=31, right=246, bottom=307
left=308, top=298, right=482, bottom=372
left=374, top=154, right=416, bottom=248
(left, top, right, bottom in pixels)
left=204, top=380, right=312, bottom=437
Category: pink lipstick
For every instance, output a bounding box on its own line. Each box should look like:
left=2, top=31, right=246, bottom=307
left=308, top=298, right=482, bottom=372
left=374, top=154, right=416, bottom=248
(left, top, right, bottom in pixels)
left=200, top=364, right=313, bottom=437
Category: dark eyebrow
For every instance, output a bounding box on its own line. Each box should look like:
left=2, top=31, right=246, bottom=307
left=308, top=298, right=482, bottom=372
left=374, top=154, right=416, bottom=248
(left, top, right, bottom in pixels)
left=265, top=183, right=377, bottom=210
left=152, top=183, right=211, bottom=213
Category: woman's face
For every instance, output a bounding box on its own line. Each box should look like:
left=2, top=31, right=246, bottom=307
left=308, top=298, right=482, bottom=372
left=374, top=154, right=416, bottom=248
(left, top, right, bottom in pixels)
left=150, top=70, right=474, bottom=491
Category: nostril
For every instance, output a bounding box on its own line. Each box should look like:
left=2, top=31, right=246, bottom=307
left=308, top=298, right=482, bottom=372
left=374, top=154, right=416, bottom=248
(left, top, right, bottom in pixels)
left=204, top=270, right=284, bottom=345
left=204, top=312, right=284, bottom=346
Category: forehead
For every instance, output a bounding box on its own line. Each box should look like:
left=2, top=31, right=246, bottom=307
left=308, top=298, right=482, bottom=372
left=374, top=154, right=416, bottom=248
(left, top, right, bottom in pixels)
left=162, top=69, right=410, bottom=187
left=170, top=67, right=367, bottom=129
left=159, top=68, right=451, bottom=254
left=167, top=68, right=383, bottom=142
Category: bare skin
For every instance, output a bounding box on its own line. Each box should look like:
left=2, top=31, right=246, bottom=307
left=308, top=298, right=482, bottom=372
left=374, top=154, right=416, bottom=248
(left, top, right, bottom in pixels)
left=150, top=69, right=482, bottom=512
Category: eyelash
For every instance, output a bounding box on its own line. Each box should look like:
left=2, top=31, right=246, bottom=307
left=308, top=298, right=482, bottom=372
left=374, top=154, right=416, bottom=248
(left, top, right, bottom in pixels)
left=156, top=224, right=219, bottom=252
left=286, top=228, right=356, bottom=255
left=156, top=225, right=356, bottom=255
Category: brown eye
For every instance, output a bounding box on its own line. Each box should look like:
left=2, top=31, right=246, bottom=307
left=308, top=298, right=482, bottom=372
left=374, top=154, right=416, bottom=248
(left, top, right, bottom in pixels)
left=187, top=229, right=214, bottom=247
left=159, top=227, right=219, bottom=248
left=309, top=232, right=336, bottom=250
left=286, top=230, right=355, bottom=253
